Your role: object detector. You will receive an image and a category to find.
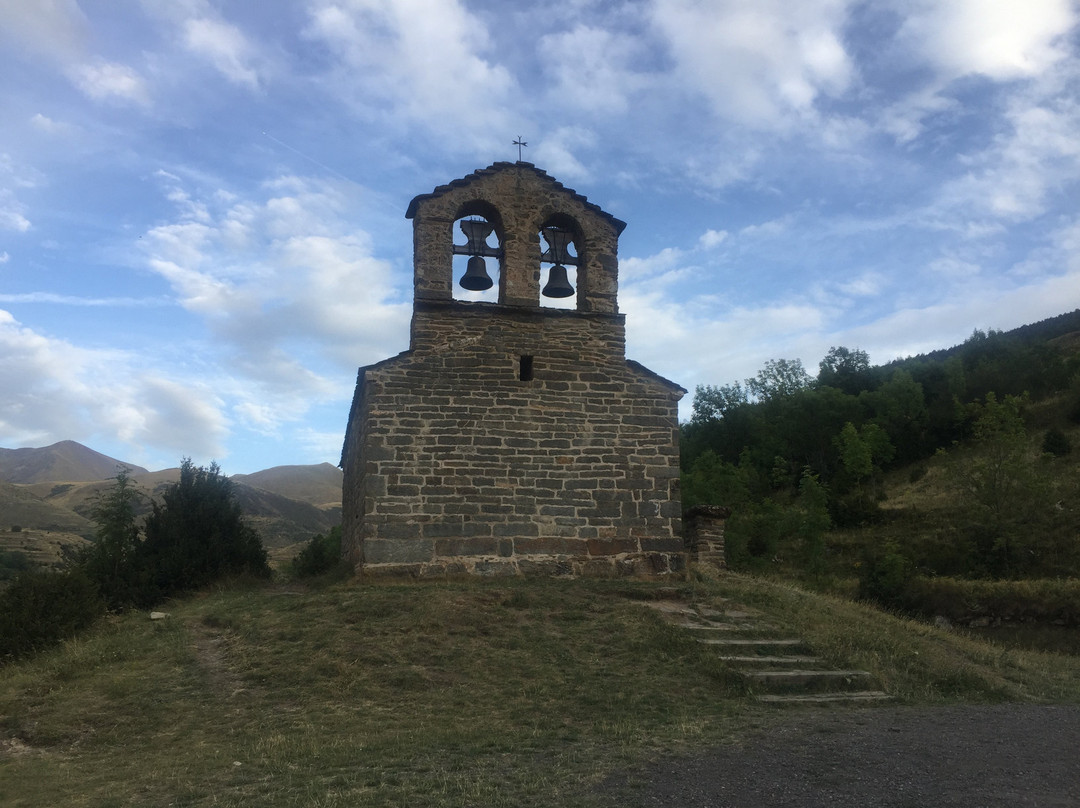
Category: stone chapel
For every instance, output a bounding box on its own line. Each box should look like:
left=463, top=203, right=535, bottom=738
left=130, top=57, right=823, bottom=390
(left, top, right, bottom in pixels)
left=341, top=162, right=686, bottom=576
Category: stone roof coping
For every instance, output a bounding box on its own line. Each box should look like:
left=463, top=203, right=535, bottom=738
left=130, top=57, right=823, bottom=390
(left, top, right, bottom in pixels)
left=405, top=162, right=628, bottom=235
left=626, top=359, right=688, bottom=395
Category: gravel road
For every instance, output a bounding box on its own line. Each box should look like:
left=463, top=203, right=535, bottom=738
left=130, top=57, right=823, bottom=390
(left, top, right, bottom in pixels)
left=607, top=704, right=1080, bottom=807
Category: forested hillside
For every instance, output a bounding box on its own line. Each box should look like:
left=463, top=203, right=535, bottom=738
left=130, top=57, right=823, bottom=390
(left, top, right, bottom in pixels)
left=682, top=309, right=1080, bottom=585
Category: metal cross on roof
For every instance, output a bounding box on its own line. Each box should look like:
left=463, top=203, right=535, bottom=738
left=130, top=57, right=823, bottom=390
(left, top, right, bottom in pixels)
left=513, top=136, right=527, bottom=161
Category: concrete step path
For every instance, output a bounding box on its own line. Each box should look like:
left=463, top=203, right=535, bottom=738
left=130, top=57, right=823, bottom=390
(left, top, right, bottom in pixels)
left=638, top=597, right=892, bottom=706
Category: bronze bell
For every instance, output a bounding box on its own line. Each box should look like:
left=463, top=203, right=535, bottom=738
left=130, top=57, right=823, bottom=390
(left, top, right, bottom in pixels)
left=460, top=255, right=494, bottom=291
left=542, top=264, right=574, bottom=298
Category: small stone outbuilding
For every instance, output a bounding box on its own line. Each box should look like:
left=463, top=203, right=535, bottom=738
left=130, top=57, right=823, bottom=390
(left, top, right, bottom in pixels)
left=341, top=162, right=686, bottom=576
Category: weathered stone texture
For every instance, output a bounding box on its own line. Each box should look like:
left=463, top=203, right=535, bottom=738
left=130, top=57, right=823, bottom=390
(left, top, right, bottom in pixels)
left=342, top=163, right=686, bottom=577
left=684, top=505, right=731, bottom=570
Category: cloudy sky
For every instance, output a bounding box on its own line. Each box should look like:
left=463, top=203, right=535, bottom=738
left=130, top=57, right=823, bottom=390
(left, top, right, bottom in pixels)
left=1, top=0, right=1078, bottom=474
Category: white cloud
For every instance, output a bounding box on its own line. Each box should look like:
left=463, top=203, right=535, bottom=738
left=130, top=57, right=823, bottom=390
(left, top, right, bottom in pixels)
left=182, top=16, right=261, bottom=88
left=0, top=204, right=30, bottom=233
left=139, top=172, right=411, bottom=437
left=0, top=0, right=88, bottom=63
left=155, top=169, right=212, bottom=223
left=0, top=197, right=30, bottom=232
left=29, top=113, right=75, bottom=135
left=897, top=0, right=1075, bottom=81
left=650, top=0, right=856, bottom=128
left=933, top=92, right=1080, bottom=223
left=620, top=233, right=1080, bottom=421
left=305, top=0, right=515, bottom=146
left=538, top=25, right=645, bottom=115
left=621, top=285, right=828, bottom=417
left=0, top=252, right=9, bottom=264
left=698, top=229, right=728, bottom=249
left=0, top=293, right=169, bottom=306
left=532, top=127, right=596, bottom=181
left=294, top=427, right=348, bottom=463
left=132, top=376, right=227, bottom=457
left=0, top=309, right=225, bottom=458
left=877, top=89, right=957, bottom=144
left=879, top=0, right=1077, bottom=145
left=1009, top=215, right=1080, bottom=278
left=621, top=247, right=686, bottom=282
left=69, top=60, right=150, bottom=105
left=837, top=265, right=1080, bottom=362
left=928, top=255, right=981, bottom=279
left=835, top=271, right=886, bottom=298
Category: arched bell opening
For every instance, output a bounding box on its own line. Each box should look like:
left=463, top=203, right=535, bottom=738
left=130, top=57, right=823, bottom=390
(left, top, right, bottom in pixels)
left=538, top=215, right=581, bottom=310
left=451, top=202, right=503, bottom=303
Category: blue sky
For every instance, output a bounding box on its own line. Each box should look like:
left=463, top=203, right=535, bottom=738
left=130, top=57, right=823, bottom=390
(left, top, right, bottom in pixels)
left=1, top=0, right=1078, bottom=474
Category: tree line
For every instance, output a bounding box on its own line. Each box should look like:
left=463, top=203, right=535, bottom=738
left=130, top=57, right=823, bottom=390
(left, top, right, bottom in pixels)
left=681, top=313, right=1080, bottom=579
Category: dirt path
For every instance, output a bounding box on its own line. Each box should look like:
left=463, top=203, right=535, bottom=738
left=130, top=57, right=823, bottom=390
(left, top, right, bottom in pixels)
left=605, top=704, right=1080, bottom=807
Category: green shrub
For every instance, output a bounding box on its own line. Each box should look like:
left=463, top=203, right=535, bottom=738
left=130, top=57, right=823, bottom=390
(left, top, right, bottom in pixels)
left=902, top=577, right=1080, bottom=626
left=137, top=459, right=270, bottom=604
left=0, top=549, right=33, bottom=582
left=724, top=498, right=797, bottom=568
left=78, top=467, right=146, bottom=610
left=858, top=542, right=915, bottom=610
left=290, top=525, right=344, bottom=578
left=797, top=468, right=830, bottom=571
left=0, top=568, right=103, bottom=662
left=1042, top=427, right=1072, bottom=456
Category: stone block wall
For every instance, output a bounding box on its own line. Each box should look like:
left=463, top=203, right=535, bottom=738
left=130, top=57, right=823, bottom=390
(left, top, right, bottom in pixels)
left=341, top=162, right=686, bottom=577
left=342, top=300, right=685, bottom=576
left=684, top=505, right=731, bottom=570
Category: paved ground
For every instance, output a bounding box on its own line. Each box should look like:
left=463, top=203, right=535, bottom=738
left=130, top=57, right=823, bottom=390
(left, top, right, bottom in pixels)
left=605, top=704, right=1080, bottom=807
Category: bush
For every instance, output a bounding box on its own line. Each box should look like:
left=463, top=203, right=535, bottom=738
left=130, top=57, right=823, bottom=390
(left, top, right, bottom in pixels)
left=79, top=467, right=146, bottom=610
left=858, top=542, right=915, bottom=610
left=1042, top=427, right=1072, bottom=456
left=0, top=549, right=32, bottom=582
left=291, top=525, right=344, bottom=578
left=0, top=568, right=103, bottom=662
left=902, top=577, right=1080, bottom=626
left=138, top=459, right=270, bottom=604
left=725, top=499, right=795, bottom=568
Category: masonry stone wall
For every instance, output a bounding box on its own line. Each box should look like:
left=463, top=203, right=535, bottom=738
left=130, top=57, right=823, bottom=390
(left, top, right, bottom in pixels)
left=684, top=505, right=731, bottom=570
left=342, top=163, right=686, bottom=577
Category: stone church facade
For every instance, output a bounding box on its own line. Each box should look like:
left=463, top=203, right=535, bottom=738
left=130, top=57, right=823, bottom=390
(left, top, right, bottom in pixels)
left=341, top=162, right=686, bottom=576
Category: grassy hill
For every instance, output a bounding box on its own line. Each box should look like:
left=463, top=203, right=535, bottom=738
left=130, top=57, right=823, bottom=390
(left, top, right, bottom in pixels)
left=0, top=480, right=93, bottom=534
left=233, top=463, right=342, bottom=508
left=1, top=574, right=1078, bottom=807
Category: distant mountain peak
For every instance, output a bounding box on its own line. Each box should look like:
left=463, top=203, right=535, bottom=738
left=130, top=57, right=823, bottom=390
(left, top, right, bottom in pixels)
left=0, top=441, right=149, bottom=485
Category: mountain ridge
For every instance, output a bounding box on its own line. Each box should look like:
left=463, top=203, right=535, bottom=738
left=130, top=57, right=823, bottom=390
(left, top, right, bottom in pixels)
left=0, top=442, right=343, bottom=558
left=0, top=441, right=149, bottom=485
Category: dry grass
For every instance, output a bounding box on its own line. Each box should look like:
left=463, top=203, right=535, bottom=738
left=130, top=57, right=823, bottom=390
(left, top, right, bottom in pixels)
left=2, top=574, right=1079, bottom=807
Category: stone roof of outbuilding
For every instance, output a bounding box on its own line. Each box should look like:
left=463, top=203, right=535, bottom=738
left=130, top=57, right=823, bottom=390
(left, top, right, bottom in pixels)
left=405, top=161, right=628, bottom=235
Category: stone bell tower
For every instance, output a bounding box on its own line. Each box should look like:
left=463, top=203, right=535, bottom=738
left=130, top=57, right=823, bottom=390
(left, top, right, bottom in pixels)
left=341, top=162, right=686, bottom=577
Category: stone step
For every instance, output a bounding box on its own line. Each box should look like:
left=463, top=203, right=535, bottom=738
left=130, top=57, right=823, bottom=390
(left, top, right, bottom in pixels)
left=718, top=654, right=822, bottom=665
left=744, top=669, right=875, bottom=693
left=698, top=607, right=761, bottom=621
left=756, top=690, right=893, bottom=704
left=698, top=637, right=813, bottom=655
left=657, top=600, right=893, bottom=706
left=675, top=621, right=758, bottom=631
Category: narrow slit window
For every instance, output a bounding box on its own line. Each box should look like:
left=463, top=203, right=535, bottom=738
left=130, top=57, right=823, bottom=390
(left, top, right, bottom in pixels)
left=519, top=355, right=534, bottom=382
